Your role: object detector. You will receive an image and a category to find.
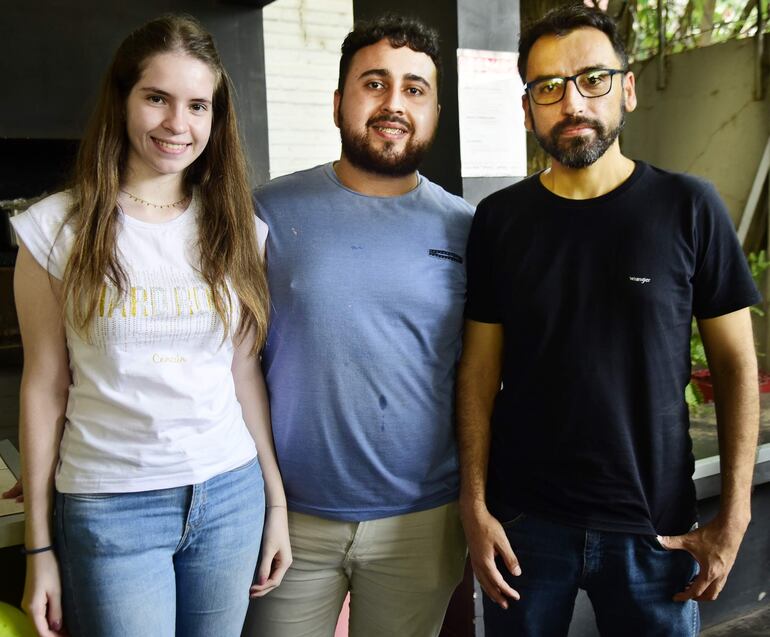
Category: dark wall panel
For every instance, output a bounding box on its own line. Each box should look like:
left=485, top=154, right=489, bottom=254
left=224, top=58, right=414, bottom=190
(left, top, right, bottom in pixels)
left=0, top=0, right=269, bottom=186
left=457, top=0, right=519, bottom=54
left=352, top=0, right=463, bottom=196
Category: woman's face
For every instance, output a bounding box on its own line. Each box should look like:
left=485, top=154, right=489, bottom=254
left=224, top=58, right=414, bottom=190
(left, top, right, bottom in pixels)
left=124, top=52, right=217, bottom=182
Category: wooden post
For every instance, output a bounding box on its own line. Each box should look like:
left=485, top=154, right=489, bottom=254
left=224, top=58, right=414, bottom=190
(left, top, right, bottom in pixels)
left=756, top=0, right=766, bottom=100
left=766, top=164, right=770, bottom=369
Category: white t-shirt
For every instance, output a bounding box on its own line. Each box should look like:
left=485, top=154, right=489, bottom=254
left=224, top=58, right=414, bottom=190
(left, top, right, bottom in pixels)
left=11, top=191, right=267, bottom=493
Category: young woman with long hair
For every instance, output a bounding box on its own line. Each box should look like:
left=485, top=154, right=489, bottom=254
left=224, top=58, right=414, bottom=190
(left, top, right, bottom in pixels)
left=11, top=14, right=290, bottom=636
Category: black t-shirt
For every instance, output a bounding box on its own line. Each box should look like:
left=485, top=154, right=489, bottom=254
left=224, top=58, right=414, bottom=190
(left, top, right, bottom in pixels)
left=466, top=161, right=760, bottom=536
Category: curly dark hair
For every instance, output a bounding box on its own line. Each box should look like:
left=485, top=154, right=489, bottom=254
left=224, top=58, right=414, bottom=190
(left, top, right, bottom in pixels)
left=518, top=3, right=628, bottom=81
left=338, top=13, right=442, bottom=95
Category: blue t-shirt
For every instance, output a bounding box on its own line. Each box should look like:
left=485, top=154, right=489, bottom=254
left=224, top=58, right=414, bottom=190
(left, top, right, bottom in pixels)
left=255, top=163, right=474, bottom=520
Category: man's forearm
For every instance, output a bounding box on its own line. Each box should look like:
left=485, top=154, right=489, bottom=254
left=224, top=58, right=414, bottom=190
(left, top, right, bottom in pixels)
left=457, top=373, right=494, bottom=511
left=712, top=359, right=759, bottom=525
left=699, top=309, right=759, bottom=527
left=456, top=321, right=504, bottom=512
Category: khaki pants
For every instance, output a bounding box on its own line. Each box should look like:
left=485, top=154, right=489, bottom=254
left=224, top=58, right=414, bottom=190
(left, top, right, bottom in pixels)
left=243, top=501, right=467, bottom=637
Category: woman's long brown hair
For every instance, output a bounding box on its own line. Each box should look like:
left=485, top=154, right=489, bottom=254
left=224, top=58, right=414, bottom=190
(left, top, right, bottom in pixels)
left=62, top=14, right=269, bottom=351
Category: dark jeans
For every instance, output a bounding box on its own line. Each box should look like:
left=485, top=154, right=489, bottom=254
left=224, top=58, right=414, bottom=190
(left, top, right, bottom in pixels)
left=483, top=513, right=700, bottom=637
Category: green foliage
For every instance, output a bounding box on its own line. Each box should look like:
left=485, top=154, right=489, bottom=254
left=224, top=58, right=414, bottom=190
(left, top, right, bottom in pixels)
left=686, top=321, right=707, bottom=406
left=685, top=378, right=703, bottom=405
left=748, top=249, right=770, bottom=316
left=748, top=249, right=770, bottom=279
left=690, top=322, right=709, bottom=368
left=629, top=0, right=766, bottom=62
left=519, top=0, right=766, bottom=83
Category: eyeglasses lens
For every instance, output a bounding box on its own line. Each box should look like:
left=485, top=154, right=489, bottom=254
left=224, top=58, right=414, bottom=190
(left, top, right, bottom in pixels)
left=531, top=70, right=616, bottom=105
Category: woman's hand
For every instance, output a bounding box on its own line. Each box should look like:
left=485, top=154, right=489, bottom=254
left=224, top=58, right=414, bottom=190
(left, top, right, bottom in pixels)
left=2, top=479, right=24, bottom=502
left=249, top=506, right=292, bottom=598
left=22, top=551, right=66, bottom=636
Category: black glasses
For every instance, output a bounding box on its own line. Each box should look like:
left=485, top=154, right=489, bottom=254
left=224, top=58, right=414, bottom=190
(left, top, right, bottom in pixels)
left=525, top=68, right=627, bottom=105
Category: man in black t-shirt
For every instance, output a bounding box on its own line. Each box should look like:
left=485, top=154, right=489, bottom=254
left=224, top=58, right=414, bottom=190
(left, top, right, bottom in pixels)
left=457, top=5, right=760, bottom=636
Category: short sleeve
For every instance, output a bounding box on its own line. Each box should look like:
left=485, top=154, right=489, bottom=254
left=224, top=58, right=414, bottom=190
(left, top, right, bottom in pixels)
left=465, top=198, right=502, bottom=323
left=9, top=192, right=74, bottom=280
left=691, top=182, right=760, bottom=319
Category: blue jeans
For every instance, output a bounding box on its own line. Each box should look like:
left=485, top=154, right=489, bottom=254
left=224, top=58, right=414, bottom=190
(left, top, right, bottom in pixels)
left=55, top=457, right=264, bottom=637
left=483, top=513, right=700, bottom=637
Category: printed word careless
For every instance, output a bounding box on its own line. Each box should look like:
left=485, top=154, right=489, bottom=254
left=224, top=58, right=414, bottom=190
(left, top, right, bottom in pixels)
left=98, top=284, right=215, bottom=318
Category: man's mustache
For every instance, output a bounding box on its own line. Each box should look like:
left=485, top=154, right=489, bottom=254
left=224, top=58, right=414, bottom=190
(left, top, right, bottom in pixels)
left=367, top=115, right=412, bottom=131
left=552, top=116, right=604, bottom=136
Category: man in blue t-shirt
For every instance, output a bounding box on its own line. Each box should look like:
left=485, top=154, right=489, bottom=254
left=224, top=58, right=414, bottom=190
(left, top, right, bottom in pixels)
left=458, top=5, right=760, bottom=637
left=243, top=14, right=473, bottom=637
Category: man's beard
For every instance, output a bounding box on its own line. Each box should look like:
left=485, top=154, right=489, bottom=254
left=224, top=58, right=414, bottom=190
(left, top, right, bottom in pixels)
left=533, top=105, right=625, bottom=169
left=338, top=111, right=435, bottom=177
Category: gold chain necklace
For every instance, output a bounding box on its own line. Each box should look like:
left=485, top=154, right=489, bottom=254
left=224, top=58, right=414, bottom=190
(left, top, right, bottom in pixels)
left=120, top=190, right=190, bottom=209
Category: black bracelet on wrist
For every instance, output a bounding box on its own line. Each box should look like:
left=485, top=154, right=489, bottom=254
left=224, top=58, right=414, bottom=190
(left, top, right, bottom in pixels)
left=21, top=544, right=55, bottom=555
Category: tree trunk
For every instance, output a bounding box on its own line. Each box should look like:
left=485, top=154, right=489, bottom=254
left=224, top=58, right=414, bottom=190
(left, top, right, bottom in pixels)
left=698, top=0, right=717, bottom=46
